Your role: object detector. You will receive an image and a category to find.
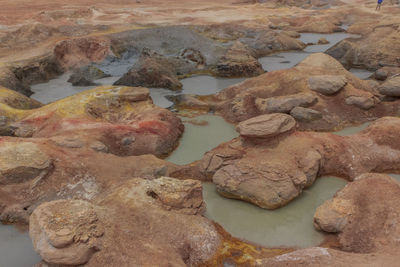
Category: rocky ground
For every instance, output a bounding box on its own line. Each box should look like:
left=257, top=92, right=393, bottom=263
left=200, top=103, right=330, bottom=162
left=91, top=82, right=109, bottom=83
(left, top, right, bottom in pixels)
left=0, top=0, right=400, bottom=266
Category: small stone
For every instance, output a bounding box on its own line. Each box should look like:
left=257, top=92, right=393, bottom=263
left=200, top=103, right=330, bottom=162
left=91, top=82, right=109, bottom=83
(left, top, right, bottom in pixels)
left=121, top=136, right=135, bottom=146
left=317, top=38, right=329, bottom=44
left=290, top=107, right=322, bottom=122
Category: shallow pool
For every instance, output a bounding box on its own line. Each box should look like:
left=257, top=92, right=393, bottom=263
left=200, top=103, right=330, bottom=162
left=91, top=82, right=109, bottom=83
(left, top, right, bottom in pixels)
left=203, top=176, right=347, bottom=248
left=333, top=122, right=371, bottom=136
left=166, top=114, right=238, bottom=165
left=0, top=225, right=41, bottom=267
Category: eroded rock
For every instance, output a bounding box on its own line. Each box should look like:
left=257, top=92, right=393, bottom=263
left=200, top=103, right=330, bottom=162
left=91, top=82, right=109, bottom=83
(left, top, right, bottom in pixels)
left=314, top=173, right=400, bottom=253
left=236, top=113, right=296, bottom=139
left=308, top=75, right=347, bottom=95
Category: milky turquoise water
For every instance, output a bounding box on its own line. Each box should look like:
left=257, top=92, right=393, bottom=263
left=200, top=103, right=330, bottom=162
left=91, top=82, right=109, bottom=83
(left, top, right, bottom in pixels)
left=166, top=114, right=238, bottom=165
left=203, top=176, right=347, bottom=248
left=0, top=225, right=40, bottom=267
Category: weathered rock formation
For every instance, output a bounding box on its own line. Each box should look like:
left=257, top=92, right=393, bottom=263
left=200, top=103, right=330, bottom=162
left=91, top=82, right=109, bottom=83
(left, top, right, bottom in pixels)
left=177, top=117, right=400, bottom=209
left=203, top=53, right=387, bottom=131
left=114, top=49, right=184, bottom=90
left=0, top=85, right=183, bottom=157
left=327, top=25, right=400, bottom=70
left=314, top=173, right=400, bottom=253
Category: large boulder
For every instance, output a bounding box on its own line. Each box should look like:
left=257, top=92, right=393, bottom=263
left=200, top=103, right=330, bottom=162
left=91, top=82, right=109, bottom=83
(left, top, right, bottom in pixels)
left=6, top=86, right=183, bottom=157
left=314, top=173, right=400, bottom=253
left=114, top=49, right=183, bottom=90
left=29, top=200, right=104, bottom=266
left=30, top=177, right=221, bottom=266
left=215, top=41, right=264, bottom=77
left=308, top=75, right=347, bottom=95
left=326, top=26, right=400, bottom=70
left=236, top=113, right=296, bottom=139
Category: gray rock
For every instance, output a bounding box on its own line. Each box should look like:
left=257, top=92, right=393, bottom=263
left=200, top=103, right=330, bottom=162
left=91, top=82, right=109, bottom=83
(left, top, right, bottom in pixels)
left=256, top=92, right=318, bottom=114
left=68, top=66, right=110, bottom=86
left=308, top=75, right=347, bottom=95
left=236, top=113, right=296, bottom=138
left=290, top=107, right=322, bottom=122
left=378, top=77, right=400, bottom=97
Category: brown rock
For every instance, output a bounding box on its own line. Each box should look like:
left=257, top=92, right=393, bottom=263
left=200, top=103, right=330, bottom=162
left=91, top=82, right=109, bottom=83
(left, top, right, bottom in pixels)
left=215, top=41, right=264, bottom=77
left=0, top=142, right=52, bottom=184
left=30, top=177, right=221, bottom=266
left=236, top=113, right=296, bottom=139
left=378, top=76, right=400, bottom=97
left=256, top=92, right=318, bottom=113
left=290, top=107, right=322, bottom=122
left=29, top=200, right=103, bottom=265
left=314, top=173, right=400, bottom=253
left=308, top=75, right=347, bottom=95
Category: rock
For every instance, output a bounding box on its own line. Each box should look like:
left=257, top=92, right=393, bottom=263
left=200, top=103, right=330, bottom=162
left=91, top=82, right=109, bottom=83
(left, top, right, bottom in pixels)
left=114, top=49, right=182, bottom=90
left=326, top=26, right=400, bottom=70
left=213, top=53, right=379, bottom=131
left=378, top=77, right=400, bottom=97
left=166, top=94, right=210, bottom=110
left=236, top=113, right=296, bottom=139
left=68, top=66, right=110, bottom=86
left=215, top=41, right=264, bottom=77
left=282, top=30, right=301, bottom=38
left=30, top=177, right=222, bottom=266
left=0, top=86, right=42, bottom=109
left=183, top=117, right=400, bottom=209
left=290, top=107, right=322, bottom=122
left=317, top=37, right=329, bottom=44
left=374, top=67, right=400, bottom=81
left=7, top=86, right=184, bottom=157
left=345, top=96, right=375, bottom=110
left=0, top=142, right=52, bottom=184
left=255, top=92, right=318, bottom=113
left=314, top=173, right=400, bottom=253
left=308, top=75, right=347, bottom=95
left=54, top=37, right=111, bottom=69
left=29, top=200, right=103, bottom=266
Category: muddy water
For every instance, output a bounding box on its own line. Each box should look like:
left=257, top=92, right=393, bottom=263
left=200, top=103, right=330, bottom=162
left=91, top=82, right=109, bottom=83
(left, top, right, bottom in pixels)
left=300, top=33, right=359, bottom=53
left=203, top=177, right=347, bottom=248
left=31, top=73, right=120, bottom=104
left=258, top=32, right=360, bottom=73
left=0, top=225, right=41, bottom=267
left=166, top=114, right=238, bottom=165
left=31, top=73, right=244, bottom=107
left=333, top=122, right=371, bottom=136
left=349, top=68, right=374, bottom=80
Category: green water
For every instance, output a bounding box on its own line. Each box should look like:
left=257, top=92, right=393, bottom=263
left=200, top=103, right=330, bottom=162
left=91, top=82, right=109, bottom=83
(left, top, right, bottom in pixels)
left=203, top=176, right=347, bottom=248
left=333, top=122, right=371, bottom=136
left=166, top=114, right=238, bottom=165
